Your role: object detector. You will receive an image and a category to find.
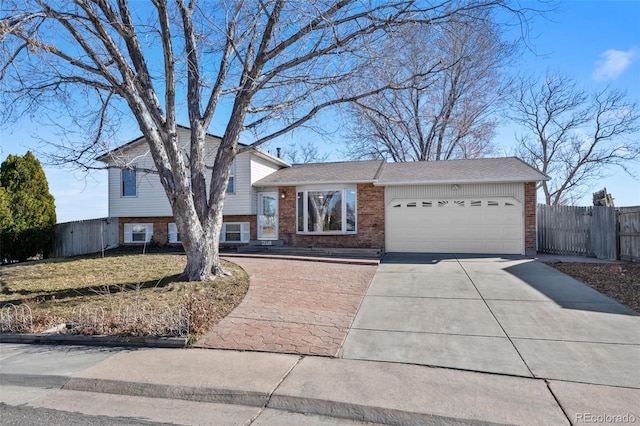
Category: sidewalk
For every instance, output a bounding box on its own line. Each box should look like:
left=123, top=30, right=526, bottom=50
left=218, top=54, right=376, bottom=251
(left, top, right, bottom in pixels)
left=2, top=344, right=639, bottom=425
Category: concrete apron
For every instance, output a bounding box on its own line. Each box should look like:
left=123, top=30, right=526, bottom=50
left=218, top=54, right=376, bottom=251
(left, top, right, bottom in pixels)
left=341, top=253, right=640, bottom=388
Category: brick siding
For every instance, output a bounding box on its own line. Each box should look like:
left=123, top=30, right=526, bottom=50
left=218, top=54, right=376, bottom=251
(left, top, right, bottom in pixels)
left=278, top=183, right=385, bottom=249
left=524, top=182, right=537, bottom=255
left=119, top=182, right=534, bottom=254
left=118, top=214, right=257, bottom=246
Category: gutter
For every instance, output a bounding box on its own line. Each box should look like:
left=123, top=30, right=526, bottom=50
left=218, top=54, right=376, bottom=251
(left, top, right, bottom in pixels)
left=254, top=179, right=377, bottom=187
left=374, top=177, right=549, bottom=186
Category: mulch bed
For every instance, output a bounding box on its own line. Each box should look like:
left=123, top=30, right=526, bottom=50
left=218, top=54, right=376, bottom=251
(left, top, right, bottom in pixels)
left=546, top=262, right=640, bottom=314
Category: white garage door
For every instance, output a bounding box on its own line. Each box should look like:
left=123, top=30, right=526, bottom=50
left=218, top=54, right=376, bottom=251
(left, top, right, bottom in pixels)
left=386, top=197, right=524, bottom=254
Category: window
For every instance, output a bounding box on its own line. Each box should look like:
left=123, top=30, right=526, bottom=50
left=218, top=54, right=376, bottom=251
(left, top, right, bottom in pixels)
left=226, top=161, right=235, bottom=193
left=168, top=223, right=181, bottom=243
left=296, top=187, right=357, bottom=234
left=124, top=223, right=153, bottom=243
left=122, top=168, right=137, bottom=197
left=220, top=222, right=250, bottom=243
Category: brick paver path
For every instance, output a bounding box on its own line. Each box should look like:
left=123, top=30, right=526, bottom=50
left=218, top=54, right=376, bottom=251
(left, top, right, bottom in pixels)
left=196, top=257, right=377, bottom=357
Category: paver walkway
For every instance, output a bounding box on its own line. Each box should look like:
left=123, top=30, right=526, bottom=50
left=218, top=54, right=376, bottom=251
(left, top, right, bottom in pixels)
left=196, top=257, right=377, bottom=356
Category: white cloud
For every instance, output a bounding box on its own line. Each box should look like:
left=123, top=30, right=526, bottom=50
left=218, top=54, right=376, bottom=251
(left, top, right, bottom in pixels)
left=592, top=47, right=639, bottom=81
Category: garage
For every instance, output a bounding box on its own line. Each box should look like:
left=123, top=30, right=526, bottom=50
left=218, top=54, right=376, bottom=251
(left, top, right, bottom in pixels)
left=385, top=196, right=524, bottom=254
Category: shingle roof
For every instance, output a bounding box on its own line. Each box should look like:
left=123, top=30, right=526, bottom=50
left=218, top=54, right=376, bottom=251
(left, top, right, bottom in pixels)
left=376, top=157, right=549, bottom=185
left=253, top=160, right=385, bottom=186
left=95, top=124, right=289, bottom=167
left=254, top=157, right=547, bottom=187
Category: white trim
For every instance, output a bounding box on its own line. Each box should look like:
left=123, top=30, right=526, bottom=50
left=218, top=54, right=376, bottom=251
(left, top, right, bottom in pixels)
left=121, top=168, right=137, bottom=197
left=168, top=223, right=181, bottom=243
left=220, top=222, right=250, bottom=243
left=296, top=186, right=357, bottom=235
left=123, top=223, right=153, bottom=243
left=255, top=179, right=374, bottom=187
left=249, top=149, right=291, bottom=168
left=376, top=177, right=546, bottom=186
left=226, top=160, right=236, bottom=194
left=258, top=192, right=279, bottom=240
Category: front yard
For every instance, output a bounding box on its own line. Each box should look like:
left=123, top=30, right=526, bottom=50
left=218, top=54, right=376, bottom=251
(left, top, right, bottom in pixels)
left=0, top=252, right=249, bottom=340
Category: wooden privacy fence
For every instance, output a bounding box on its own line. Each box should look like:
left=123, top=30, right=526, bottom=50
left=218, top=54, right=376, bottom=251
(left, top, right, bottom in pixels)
left=53, top=218, right=119, bottom=258
left=537, top=204, right=640, bottom=262
left=618, top=207, right=640, bottom=263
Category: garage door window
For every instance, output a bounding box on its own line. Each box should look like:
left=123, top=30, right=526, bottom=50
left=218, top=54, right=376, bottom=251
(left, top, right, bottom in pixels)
left=297, top=187, right=356, bottom=234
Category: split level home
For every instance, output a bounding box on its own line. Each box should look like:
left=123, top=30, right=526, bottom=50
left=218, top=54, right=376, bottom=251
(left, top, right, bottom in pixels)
left=97, top=127, right=548, bottom=256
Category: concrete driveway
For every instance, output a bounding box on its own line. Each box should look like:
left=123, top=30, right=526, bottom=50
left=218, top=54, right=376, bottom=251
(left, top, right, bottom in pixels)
left=341, top=253, right=640, bottom=388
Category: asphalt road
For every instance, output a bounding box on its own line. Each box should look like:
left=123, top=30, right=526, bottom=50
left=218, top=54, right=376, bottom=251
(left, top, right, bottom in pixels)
left=0, top=403, right=176, bottom=426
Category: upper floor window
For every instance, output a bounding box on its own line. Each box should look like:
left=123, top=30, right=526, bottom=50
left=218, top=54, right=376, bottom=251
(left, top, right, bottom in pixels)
left=226, top=161, right=235, bottom=193
left=296, top=187, right=357, bottom=234
left=122, top=168, right=137, bottom=197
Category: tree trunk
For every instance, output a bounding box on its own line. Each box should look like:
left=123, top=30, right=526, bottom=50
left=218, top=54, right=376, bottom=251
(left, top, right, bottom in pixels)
left=178, top=210, right=227, bottom=281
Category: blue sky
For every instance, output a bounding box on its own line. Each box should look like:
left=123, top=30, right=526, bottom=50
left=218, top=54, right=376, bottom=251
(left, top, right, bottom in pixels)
left=1, top=0, right=639, bottom=223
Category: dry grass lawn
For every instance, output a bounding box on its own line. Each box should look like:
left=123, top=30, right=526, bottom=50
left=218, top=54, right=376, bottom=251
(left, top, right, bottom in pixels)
left=547, top=262, right=640, bottom=313
left=0, top=253, right=249, bottom=338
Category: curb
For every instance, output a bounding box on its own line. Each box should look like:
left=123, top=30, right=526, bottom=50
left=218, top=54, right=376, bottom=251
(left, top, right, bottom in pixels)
left=64, top=377, right=268, bottom=407
left=221, top=253, right=380, bottom=266
left=1, top=373, right=70, bottom=389
left=0, top=333, right=187, bottom=348
left=0, top=373, right=477, bottom=425
left=62, top=376, right=477, bottom=426
left=268, top=394, right=497, bottom=426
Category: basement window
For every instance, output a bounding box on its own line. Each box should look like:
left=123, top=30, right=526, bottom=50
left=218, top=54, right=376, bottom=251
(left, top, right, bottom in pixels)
left=168, top=223, right=181, bottom=243
left=220, top=222, right=250, bottom=243
left=124, top=223, right=153, bottom=243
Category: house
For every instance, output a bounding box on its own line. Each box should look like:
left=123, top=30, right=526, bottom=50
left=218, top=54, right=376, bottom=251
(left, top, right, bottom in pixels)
left=98, top=128, right=548, bottom=256
left=96, top=127, right=289, bottom=247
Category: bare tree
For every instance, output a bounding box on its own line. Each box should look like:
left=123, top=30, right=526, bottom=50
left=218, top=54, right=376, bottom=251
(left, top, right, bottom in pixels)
left=284, top=141, right=330, bottom=164
left=509, top=73, right=640, bottom=205
left=344, top=8, right=513, bottom=162
left=1, top=0, right=536, bottom=280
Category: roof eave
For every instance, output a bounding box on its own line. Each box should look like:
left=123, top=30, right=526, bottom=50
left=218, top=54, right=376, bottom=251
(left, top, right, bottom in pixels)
left=254, top=179, right=377, bottom=187
left=249, top=149, right=291, bottom=168
left=95, top=125, right=234, bottom=162
left=375, top=176, right=549, bottom=186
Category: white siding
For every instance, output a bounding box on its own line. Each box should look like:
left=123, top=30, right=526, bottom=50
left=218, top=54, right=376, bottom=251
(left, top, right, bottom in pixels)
left=385, top=183, right=524, bottom=206
left=224, top=153, right=252, bottom=215
left=108, top=138, right=174, bottom=217
left=106, top=129, right=282, bottom=217
left=250, top=156, right=284, bottom=214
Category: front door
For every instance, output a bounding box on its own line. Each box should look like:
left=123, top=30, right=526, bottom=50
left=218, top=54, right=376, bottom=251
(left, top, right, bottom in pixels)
left=258, top=192, right=278, bottom=240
